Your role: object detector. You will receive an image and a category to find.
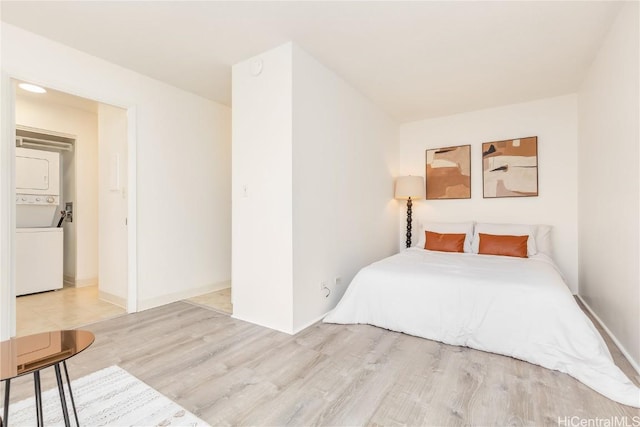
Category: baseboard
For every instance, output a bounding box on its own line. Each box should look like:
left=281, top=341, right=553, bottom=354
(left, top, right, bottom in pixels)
left=577, top=294, right=640, bottom=376
left=292, top=312, right=329, bottom=335
left=230, top=311, right=329, bottom=336
left=64, top=276, right=98, bottom=288
left=231, top=313, right=294, bottom=334
left=99, top=290, right=127, bottom=309
left=138, top=280, right=231, bottom=312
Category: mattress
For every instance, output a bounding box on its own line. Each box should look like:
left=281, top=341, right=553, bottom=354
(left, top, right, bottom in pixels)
left=324, top=248, right=640, bottom=407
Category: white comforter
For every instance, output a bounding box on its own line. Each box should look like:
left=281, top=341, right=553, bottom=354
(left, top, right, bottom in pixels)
left=324, top=248, right=640, bottom=407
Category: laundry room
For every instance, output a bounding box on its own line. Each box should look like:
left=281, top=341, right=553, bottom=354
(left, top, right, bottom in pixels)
left=14, top=81, right=128, bottom=336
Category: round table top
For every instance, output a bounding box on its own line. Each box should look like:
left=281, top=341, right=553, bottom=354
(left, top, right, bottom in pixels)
left=0, top=330, right=94, bottom=381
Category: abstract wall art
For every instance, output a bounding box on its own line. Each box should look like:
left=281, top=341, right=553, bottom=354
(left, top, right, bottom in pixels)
left=425, top=145, right=471, bottom=199
left=482, top=136, right=538, bottom=198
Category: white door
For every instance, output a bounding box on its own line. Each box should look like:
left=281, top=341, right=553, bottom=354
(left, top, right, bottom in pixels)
left=98, top=104, right=128, bottom=305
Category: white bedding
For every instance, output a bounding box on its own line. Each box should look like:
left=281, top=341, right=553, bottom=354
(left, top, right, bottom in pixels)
left=323, top=248, right=640, bottom=407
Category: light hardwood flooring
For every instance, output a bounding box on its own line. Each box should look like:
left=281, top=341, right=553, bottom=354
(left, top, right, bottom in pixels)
left=5, top=301, right=639, bottom=426
left=577, top=298, right=640, bottom=386
left=16, top=285, right=126, bottom=337
left=186, top=287, right=232, bottom=314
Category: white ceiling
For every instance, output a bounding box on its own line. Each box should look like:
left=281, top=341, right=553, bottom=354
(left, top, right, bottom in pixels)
left=16, top=81, right=99, bottom=114
left=1, top=1, right=622, bottom=122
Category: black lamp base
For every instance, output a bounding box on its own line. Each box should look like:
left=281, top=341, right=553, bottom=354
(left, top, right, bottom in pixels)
left=405, top=197, right=413, bottom=248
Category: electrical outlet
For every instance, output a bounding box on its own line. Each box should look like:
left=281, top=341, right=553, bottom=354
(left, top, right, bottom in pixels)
left=320, top=281, right=331, bottom=298
left=334, top=277, right=342, bottom=286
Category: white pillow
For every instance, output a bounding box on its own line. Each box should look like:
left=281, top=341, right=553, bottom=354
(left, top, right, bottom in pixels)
left=472, top=223, right=538, bottom=256
left=535, top=225, right=553, bottom=257
left=416, top=221, right=475, bottom=253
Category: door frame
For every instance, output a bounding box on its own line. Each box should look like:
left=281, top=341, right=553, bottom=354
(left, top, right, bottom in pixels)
left=0, top=73, right=138, bottom=339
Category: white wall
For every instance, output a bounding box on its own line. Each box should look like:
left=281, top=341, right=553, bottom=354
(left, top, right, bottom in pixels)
left=15, top=94, right=99, bottom=285
left=98, top=103, right=128, bottom=306
left=0, top=19, right=17, bottom=339
left=61, top=147, right=76, bottom=282
left=291, top=44, right=398, bottom=332
left=1, top=24, right=231, bottom=317
left=399, top=95, right=579, bottom=292
left=577, top=2, right=639, bottom=367
left=232, top=42, right=398, bottom=334
left=232, top=43, right=294, bottom=333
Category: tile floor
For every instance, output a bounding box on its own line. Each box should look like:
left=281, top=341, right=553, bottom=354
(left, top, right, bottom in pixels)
left=16, top=285, right=126, bottom=337
left=15, top=286, right=232, bottom=338
left=185, top=287, right=232, bottom=314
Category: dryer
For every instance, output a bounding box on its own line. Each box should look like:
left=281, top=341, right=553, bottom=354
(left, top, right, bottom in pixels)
left=15, top=147, right=60, bottom=227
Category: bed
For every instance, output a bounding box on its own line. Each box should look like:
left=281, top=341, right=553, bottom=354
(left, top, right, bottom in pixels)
left=323, top=222, right=640, bottom=408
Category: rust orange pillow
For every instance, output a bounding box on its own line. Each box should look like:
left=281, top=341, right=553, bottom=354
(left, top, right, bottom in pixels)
left=478, top=233, right=528, bottom=258
left=424, top=231, right=466, bottom=253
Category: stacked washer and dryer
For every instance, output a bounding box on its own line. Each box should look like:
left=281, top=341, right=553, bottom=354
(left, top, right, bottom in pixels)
left=15, top=147, right=64, bottom=296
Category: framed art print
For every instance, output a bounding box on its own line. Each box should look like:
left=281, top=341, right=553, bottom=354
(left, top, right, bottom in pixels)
left=482, top=136, right=538, bottom=198
left=425, top=145, right=471, bottom=200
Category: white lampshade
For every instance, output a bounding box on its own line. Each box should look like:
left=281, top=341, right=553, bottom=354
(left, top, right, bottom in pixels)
left=395, top=176, right=425, bottom=200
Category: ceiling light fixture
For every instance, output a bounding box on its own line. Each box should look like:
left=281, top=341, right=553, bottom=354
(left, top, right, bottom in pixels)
left=18, top=83, right=47, bottom=94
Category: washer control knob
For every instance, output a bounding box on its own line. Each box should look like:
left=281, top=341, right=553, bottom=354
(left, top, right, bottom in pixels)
left=21, top=197, right=27, bottom=201
left=47, top=197, right=55, bottom=203
left=36, top=197, right=41, bottom=202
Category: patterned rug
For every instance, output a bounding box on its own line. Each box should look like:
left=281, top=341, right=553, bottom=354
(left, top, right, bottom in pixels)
left=1, top=365, right=210, bottom=426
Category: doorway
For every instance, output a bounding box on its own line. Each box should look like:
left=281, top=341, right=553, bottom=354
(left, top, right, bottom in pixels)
left=4, top=79, right=135, bottom=337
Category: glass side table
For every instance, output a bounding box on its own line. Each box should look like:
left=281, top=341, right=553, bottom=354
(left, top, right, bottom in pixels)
left=0, top=330, right=94, bottom=427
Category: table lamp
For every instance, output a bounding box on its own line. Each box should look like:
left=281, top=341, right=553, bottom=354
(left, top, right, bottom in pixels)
left=395, top=176, right=425, bottom=248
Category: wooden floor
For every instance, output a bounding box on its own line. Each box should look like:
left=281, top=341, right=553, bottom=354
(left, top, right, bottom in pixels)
left=5, top=301, right=638, bottom=426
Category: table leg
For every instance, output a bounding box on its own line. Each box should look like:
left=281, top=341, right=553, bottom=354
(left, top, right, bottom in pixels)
left=3, top=379, right=10, bottom=427
left=33, top=371, right=43, bottom=427
left=62, top=361, right=79, bottom=427
left=54, top=365, right=71, bottom=427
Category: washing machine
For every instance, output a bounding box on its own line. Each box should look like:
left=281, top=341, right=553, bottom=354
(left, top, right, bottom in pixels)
left=16, top=228, right=64, bottom=295
left=15, top=147, right=64, bottom=296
